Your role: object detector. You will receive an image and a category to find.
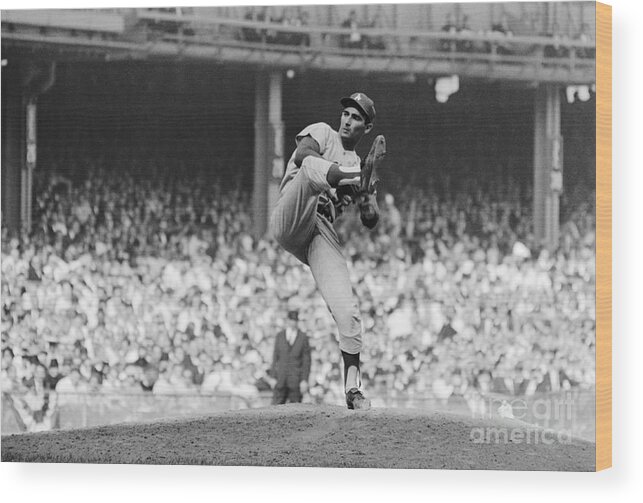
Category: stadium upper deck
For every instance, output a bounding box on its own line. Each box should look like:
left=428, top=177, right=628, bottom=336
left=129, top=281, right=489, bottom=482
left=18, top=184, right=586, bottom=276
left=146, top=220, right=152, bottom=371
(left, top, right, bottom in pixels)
left=2, top=3, right=595, bottom=84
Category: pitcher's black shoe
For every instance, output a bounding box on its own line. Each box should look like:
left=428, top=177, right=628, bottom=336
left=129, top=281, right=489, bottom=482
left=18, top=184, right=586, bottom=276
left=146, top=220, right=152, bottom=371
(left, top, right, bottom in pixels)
left=345, top=388, right=371, bottom=410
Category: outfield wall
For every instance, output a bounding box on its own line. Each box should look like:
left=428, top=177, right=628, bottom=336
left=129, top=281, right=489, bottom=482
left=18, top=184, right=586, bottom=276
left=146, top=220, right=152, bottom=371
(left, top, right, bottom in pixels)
left=2, top=388, right=595, bottom=442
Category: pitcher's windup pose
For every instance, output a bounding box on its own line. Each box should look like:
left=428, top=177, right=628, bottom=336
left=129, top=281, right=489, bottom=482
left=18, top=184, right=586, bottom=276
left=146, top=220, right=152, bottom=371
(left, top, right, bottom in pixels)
left=270, top=92, right=386, bottom=410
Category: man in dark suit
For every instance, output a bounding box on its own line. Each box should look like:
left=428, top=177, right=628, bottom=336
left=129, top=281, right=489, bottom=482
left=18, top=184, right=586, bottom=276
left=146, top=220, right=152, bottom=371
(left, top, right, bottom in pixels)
left=270, top=310, right=312, bottom=404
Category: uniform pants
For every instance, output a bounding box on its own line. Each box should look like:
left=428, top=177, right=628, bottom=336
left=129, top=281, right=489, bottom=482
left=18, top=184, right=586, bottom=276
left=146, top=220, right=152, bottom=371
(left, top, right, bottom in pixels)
left=269, top=157, right=363, bottom=354
left=272, top=384, right=303, bottom=405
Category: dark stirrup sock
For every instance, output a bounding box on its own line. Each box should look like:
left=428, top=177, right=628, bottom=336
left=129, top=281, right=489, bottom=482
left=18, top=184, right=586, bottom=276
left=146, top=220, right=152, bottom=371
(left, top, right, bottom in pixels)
left=326, top=163, right=361, bottom=188
left=341, top=350, right=361, bottom=389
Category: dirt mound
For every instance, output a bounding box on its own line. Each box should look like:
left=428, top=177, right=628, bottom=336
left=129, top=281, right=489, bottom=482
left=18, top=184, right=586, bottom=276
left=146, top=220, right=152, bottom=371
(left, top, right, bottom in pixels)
left=1, top=404, right=595, bottom=470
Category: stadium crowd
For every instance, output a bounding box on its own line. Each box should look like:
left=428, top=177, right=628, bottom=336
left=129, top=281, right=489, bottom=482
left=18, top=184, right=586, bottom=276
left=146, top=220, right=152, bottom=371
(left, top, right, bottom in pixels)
left=241, top=6, right=311, bottom=46
left=143, top=6, right=593, bottom=58
left=1, top=156, right=595, bottom=430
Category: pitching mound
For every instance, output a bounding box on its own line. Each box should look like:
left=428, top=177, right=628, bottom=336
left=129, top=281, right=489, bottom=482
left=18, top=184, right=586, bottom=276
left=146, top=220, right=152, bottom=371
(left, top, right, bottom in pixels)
left=1, top=404, right=595, bottom=470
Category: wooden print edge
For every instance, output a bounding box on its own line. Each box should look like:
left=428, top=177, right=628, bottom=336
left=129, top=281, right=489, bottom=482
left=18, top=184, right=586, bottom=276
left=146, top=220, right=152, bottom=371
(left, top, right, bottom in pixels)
left=595, top=0, right=612, bottom=472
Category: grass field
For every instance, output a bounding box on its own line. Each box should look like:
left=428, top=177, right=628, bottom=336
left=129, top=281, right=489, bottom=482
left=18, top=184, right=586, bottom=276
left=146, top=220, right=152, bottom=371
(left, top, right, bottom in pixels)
left=1, top=404, right=595, bottom=470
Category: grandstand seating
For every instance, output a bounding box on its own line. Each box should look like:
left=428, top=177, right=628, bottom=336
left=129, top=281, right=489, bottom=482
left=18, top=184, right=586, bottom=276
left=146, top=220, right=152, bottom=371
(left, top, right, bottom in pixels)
left=2, top=5, right=595, bottom=83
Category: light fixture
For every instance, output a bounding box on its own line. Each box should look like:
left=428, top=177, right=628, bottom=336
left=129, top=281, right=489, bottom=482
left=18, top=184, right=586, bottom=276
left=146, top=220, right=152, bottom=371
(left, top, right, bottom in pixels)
left=435, top=75, right=459, bottom=103
left=566, top=85, right=576, bottom=103
left=566, top=84, right=592, bottom=103
left=577, top=85, right=590, bottom=102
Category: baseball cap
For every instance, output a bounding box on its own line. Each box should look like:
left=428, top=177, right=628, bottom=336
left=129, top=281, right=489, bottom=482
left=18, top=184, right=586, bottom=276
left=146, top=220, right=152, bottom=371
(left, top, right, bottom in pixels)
left=340, top=92, right=376, bottom=123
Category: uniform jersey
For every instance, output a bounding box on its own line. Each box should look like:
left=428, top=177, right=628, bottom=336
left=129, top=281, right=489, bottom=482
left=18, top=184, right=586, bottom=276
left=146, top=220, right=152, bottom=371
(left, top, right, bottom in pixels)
left=280, top=122, right=361, bottom=194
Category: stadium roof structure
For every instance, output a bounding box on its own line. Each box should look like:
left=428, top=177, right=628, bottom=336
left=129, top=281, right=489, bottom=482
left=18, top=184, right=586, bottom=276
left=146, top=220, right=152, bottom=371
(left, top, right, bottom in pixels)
left=2, top=9, right=595, bottom=85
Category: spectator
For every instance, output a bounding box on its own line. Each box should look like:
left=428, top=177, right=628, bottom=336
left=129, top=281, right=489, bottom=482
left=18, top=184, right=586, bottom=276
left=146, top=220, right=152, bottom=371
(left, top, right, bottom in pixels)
left=341, top=10, right=363, bottom=49
left=575, top=24, right=595, bottom=59
left=544, top=22, right=570, bottom=58
left=277, top=7, right=310, bottom=47
left=269, top=310, right=312, bottom=404
left=14, top=364, right=58, bottom=432
left=439, top=12, right=457, bottom=52
left=457, top=15, right=474, bottom=53
left=298, top=10, right=311, bottom=47
left=201, top=360, right=224, bottom=394
left=489, top=13, right=514, bottom=55
left=44, top=360, right=63, bottom=390
left=151, top=364, right=175, bottom=395
left=241, top=7, right=262, bottom=43
left=55, top=368, right=87, bottom=394
left=365, top=12, right=386, bottom=50
left=275, top=7, right=297, bottom=45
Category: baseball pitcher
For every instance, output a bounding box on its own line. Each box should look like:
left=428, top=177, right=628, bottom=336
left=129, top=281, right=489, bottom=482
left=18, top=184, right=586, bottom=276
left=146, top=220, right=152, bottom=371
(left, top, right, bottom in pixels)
left=270, top=92, right=386, bottom=409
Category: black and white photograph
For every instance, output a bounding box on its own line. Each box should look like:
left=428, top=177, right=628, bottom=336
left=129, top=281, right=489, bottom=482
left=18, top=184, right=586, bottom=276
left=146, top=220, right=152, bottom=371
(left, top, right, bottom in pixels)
left=1, top=1, right=599, bottom=471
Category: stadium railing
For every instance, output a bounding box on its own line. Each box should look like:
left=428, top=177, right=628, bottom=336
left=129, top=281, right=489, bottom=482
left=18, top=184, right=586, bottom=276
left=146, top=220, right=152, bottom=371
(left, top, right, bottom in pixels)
left=2, top=387, right=595, bottom=442
left=1, top=390, right=263, bottom=435
left=133, top=9, right=595, bottom=69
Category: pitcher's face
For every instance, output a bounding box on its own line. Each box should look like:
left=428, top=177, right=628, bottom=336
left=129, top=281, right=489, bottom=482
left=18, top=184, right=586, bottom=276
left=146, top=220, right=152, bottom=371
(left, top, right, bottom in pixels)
left=339, top=106, right=371, bottom=146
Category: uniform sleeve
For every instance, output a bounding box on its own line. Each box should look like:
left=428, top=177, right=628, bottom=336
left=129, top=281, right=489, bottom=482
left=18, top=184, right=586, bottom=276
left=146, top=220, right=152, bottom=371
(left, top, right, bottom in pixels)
left=295, top=122, right=334, bottom=156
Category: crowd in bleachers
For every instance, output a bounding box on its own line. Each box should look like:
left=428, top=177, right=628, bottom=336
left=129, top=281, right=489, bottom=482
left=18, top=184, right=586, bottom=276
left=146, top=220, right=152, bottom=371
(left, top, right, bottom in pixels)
left=1, top=157, right=595, bottom=430
left=143, top=6, right=594, bottom=58
left=437, top=13, right=594, bottom=59
left=240, top=6, right=310, bottom=46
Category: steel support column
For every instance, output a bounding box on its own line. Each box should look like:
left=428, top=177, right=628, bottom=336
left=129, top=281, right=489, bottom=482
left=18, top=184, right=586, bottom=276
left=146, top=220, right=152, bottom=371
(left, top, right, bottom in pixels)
left=1, top=63, right=22, bottom=235
left=1, top=59, right=55, bottom=235
left=253, top=70, right=284, bottom=238
left=533, top=83, right=563, bottom=250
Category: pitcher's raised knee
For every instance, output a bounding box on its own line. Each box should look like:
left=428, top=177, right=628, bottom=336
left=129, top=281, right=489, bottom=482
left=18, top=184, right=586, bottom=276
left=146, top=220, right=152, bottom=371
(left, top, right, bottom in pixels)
left=299, top=156, right=333, bottom=193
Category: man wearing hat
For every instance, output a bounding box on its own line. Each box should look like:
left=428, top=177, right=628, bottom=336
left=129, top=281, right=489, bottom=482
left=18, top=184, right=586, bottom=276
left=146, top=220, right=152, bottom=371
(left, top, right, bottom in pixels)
left=270, top=92, right=386, bottom=410
left=270, top=310, right=312, bottom=405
